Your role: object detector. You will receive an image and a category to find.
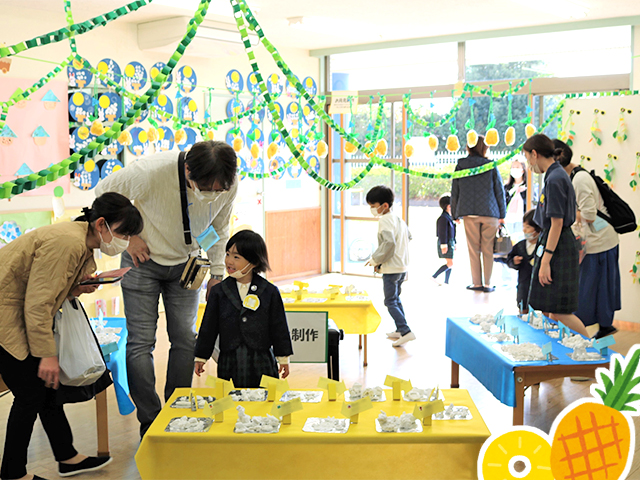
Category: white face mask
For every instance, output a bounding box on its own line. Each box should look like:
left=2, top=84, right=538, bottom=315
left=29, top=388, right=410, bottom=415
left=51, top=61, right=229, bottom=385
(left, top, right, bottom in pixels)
left=192, top=185, right=221, bottom=203
left=524, top=231, right=539, bottom=242
left=228, top=263, right=253, bottom=279
left=99, top=221, right=129, bottom=256
left=370, top=206, right=382, bottom=217
left=511, top=167, right=524, bottom=179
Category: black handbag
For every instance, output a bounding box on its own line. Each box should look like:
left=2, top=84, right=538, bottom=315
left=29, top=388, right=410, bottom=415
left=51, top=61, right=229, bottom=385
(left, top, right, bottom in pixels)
left=493, top=225, right=513, bottom=256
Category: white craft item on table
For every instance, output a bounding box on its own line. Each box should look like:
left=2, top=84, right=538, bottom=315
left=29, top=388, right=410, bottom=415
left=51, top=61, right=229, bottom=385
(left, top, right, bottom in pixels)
left=282, top=297, right=296, bottom=303
left=302, top=297, right=328, bottom=303
left=171, top=395, right=215, bottom=409
left=480, top=321, right=495, bottom=333
left=432, top=403, right=472, bottom=420
left=560, top=334, right=593, bottom=350
left=500, top=343, right=546, bottom=361
left=345, top=295, right=370, bottom=302
left=485, top=332, right=514, bottom=343
left=302, top=417, right=350, bottom=433
left=166, top=416, right=212, bottom=432
left=403, top=387, right=442, bottom=402
left=376, top=411, right=420, bottom=433
left=234, top=405, right=281, bottom=433
left=569, top=345, right=603, bottom=362
left=547, top=330, right=560, bottom=339
left=279, top=391, right=323, bottom=403
left=470, top=313, right=495, bottom=325
left=229, top=389, right=269, bottom=402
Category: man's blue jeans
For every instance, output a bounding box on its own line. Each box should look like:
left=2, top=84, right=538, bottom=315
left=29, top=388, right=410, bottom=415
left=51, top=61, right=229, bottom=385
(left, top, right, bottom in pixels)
left=120, top=252, right=199, bottom=437
left=382, top=273, right=411, bottom=336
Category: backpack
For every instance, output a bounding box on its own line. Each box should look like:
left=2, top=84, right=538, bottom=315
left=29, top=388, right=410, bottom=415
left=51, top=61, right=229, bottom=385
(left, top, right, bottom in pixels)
left=571, top=166, right=637, bottom=234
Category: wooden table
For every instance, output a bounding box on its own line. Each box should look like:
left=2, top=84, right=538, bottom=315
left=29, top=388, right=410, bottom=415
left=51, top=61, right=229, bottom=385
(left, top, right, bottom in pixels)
left=446, top=316, right=611, bottom=425
left=136, top=387, right=490, bottom=480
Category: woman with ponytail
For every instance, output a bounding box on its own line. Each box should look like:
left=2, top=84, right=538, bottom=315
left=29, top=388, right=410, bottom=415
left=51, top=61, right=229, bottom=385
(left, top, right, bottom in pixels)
left=0, top=192, right=142, bottom=480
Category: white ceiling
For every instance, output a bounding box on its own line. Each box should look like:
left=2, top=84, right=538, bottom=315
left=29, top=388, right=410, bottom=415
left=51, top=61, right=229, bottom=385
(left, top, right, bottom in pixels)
left=6, top=0, right=640, bottom=52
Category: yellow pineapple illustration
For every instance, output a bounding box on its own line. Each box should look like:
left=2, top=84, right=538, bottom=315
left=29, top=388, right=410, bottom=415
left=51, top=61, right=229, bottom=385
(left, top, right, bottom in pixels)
left=479, top=428, right=553, bottom=479
left=485, top=128, right=499, bottom=146
left=467, top=130, right=478, bottom=148
left=525, top=123, right=536, bottom=138
left=375, top=139, right=388, bottom=157
left=505, top=126, right=516, bottom=146
left=316, top=140, right=328, bottom=158
left=404, top=143, right=414, bottom=158
left=344, top=141, right=357, bottom=154
left=446, top=134, right=460, bottom=152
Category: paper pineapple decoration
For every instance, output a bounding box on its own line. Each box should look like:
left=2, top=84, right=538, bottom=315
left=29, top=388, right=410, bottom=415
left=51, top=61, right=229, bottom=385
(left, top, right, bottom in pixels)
left=375, top=139, right=388, bottom=157
left=316, top=140, right=328, bottom=158
left=345, top=141, right=357, bottom=154
left=446, top=135, right=460, bottom=153
left=428, top=134, right=438, bottom=152
left=484, top=128, right=499, bottom=147
left=232, top=135, right=243, bottom=152
left=504, top=126, right=516, bottom=146
left=250, top=143, right=260, bottom=159
left=267, top=142, right=279, bottom=159
left=466, top=130, right=478, bottom=148
left=90, top=120, right=105, bottom=136
left=404, top=143, right=415, bottom=158
left=205, top=130, right=215, bottom=141
left=147, top=126, right=159, bottom=143
left=175, top=128, right=187, bottom=146
left=525, top=123, right=536, bottom=138
left=364, top=141, right=373, bottom=159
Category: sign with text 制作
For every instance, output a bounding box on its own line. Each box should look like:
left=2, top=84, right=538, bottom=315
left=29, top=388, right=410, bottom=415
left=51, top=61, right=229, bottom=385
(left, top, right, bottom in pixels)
left=286, top=311, right=328, bottom=363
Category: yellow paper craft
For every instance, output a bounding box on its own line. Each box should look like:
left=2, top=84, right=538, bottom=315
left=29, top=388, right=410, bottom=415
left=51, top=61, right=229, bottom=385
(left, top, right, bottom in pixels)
left=317, top=377, right=347, bottom=401
left=466, top=129, right=478, bottom=148
left=205, top=376, right=234, bottom=399
left=484, top=128, right=499, bottom=146
left=375, top=139, right=388, bottom=157
left=341, top=397, right=372, bottom=423
left=271, top=397, right=303, bottom=424
left=445, top=134, right=460, bottom=153
left=267, top=141, right=279, bottom=159
left=316, top=140, right=328, bottom=158
left=427, top=134, right=439, bottom=152
left=525, top=123, right=536, bottom=138
left=294, top=281, right=309, bottom=301
left=260, top=375, right=289, bottom=401
left=504, top=126, right=516, bottom=146
left=384, top=375, right=412, bottom=401
left=413, top=400, right=445, bottom=426
left=325, top=287, right=340, bottom=300
left=205, top=395, right=235, bottom=422
left=243, top=294, right=260, bottom=311
left=404, top=143, right=415, bottom=158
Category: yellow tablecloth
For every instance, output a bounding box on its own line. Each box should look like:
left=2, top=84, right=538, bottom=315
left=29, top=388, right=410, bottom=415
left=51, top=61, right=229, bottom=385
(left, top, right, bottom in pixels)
left=197, top=293, right=381, bottom=335
left=135, top=388, right=490, bottom=480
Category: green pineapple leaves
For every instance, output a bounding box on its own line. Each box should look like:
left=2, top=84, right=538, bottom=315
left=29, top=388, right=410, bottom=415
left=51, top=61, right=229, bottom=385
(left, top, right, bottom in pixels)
left=597, top=349, right=640, bottom=412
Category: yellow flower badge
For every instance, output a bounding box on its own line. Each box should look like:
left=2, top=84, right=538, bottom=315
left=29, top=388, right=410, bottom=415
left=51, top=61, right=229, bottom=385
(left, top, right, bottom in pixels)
left=243, top=294, right=260, bottom=311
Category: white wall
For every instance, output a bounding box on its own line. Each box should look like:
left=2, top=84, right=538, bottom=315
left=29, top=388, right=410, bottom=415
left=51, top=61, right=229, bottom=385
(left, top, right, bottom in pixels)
left=563, top=96, right=640, bottom=324
left=0, top=4, right=320, bottom=215
left=634, top=25, right=640, bottom=91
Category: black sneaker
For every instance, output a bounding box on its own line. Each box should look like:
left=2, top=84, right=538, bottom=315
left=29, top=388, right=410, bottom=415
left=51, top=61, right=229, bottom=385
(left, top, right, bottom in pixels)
left=593, top=326, right=618, bottom=340
left=58, top=456, right=112, bottom=477
left=482, top=286, right=496, bottom=293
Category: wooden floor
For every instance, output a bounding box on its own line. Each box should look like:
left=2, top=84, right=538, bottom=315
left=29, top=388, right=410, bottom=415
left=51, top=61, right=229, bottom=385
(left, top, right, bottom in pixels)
left=2, top=272, right=640, bottom=479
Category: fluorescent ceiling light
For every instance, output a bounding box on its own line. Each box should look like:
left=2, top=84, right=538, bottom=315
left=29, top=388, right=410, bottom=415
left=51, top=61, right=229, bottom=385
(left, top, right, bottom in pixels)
left=511, top=0, right=589, bottom=19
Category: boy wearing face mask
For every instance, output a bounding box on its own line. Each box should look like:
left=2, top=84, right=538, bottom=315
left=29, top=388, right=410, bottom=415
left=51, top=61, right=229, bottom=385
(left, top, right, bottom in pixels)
left=507, top=209, right=541, bottom=314
left=95, top=140, right=238, bottom=437
left=365, top=186, right=415, bottom=347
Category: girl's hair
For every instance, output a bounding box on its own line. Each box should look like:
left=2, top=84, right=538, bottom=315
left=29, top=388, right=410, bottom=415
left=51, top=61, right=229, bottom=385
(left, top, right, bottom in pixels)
left=522, top=134, right=556, bottom=159
left=226, top=229, right=271, bottom=274
left=522, top=209, right=542, bottom=233
left=467, top=135, right=488, bottom=158
left=75, top=192, right=143, bottom=236
left=553, top=139, right=573, bottom=167
left=504, top=157, right=528, bottom=191
left=439, top=194, right=451, bottom=211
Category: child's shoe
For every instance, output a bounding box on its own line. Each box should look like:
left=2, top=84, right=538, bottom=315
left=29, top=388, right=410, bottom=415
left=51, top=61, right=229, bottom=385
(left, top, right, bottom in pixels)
left=392, top=331, right=416, bottom=347
left=386, top=331, right=401, bottom=339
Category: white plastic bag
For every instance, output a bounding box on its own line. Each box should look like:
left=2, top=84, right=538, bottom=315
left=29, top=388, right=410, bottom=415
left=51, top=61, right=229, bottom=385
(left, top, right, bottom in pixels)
left=54, top=299, right=106, bottom=386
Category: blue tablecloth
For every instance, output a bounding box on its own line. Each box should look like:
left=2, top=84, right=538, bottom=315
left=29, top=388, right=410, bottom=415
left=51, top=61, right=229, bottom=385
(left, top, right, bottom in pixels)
left=445, top=316, right=612, bottom=407
left=98, top=317, right=135, bottom=416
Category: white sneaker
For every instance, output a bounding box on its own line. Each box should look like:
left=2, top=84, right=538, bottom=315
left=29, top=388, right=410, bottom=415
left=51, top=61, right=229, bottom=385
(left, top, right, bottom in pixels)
left=392, top=331, right=416, bottom=347
left=386, top=331, right=401, bottom=339
left=430, top=277, right=443, bottom=286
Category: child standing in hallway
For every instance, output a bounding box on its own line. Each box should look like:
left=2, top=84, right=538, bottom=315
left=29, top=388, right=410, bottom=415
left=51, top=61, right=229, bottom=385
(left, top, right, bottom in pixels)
left=365, top=185, right=415, bottom=347
left=507, top=209, right=541, bottom=314
left=432, top=194, right=456, bottom=285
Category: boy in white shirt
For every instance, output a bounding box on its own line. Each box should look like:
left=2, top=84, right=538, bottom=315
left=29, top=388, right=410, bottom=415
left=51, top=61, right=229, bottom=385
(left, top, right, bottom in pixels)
left=365, top=186, right=415, bottom=347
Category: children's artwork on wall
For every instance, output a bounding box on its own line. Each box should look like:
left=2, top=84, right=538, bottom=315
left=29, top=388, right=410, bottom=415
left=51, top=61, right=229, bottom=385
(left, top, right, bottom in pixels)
left=0, top=79, right=69, bottom=196
left=32, top=126, right=49, bottom=146
left=123, top=96, right=149, bottom=123
left=151, top=94, right=173, bottom=124
left=73, top=162, right=100, bottom=191
left=226, top=98, right=244, bottom=118
left=246, top=97, right=265, bottom=124
left=100, top=158, right=123, bottom=179
left=302, top=77, right=317, bottom=96
left=70, top=125, right=94, bottom=152
left=150, top=62, right=172, bottom=90
left=285, top=75, right=300, bottom=97
left=267, top=73, right=283, bottom=96
left=178, top=97, right=198, bottom=122
left=247, top=156, right=264, bottom=176
left=41, top=89, right=60, bottom=110
left=97, top=92, right=122, bottom=122
left=178, top=127, right=198, bottom=152
left=267, top=101, right=284, bottom=123
left=269, top=129, right=286, bottom=149
left=101, top=138, right=123, bottom=156
left=176, top=65, right=197, bottom=94
left=96, top=58, right=121, bottom=87
left=247, top=72, right=260, bottom=94
left=247, top=126, right=263, bottom=149
left=225, top=69, right=244, bottom=94
left=123, top=61, right=147, bottom=92
left=0, top=211, right=51, bottom=248
left=269, top=156, right=286, bottom=180
left=306, top=154, right=320, bottom=174
left=288, top=160, right=303, bottom=179
left=286, top=102, right=300, bottom=124
left=225, top=128, right=245, bottom=148
left=67, top=57, right=93, bottom=88
left=157, top=126, right=175, bottom=152
left=68, top=91, right=94, bottom=123
left=302, top=103, right=316, bottom=125
left=127, top=126, right=150, bottom=157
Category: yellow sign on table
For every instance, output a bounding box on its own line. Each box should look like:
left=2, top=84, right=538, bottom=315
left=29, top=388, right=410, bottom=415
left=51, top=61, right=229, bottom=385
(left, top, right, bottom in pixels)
left=205, top=396, right=235, bottom=423
left=341, top=396, right=372, bottom=424
left=205, top=376, right=234, bottom=399
left=317, top=377, right=346, bottom=401
left=270, top=397, right=303, bottom=425
left=384, top=375, right=412, bottom=401
left=294, top=281, right=309, bottom=301
left=260, top=375, right=289, bottom=401
left=413, top=400, right=445, bottom=426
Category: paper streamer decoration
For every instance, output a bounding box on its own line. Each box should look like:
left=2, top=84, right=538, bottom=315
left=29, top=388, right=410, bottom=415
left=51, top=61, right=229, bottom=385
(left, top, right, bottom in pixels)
left=41, top=89, right=60, bottom=110
left=67, top=56, right=92, bottom=88
left=68, top=91, right=93, bottom=123
left=178, top=97, right=198, bottom=122
left=73, top=163, right=99, bottom=191
left=225, top=98, right=244, bottom=118
left=127, top=126, right=149, bottom=157
left=246, top=97, right=265, bottom=124
left=101, top=138, right=123, bottom=156
left=123, top=96, right=149, bottom=123
left=630, top=152, right=640, bottom=192
left=225, top=69, right=244, bottom=94
left=267, top=102, right=284, bottom=123
left=176, top=65, right=197, bottom=94
left=100, top=158, right=123, bottom=179
left=267, top=73, right=283, bottom=96
left=96, top=58, right=121, bottom=87
left=70, top=125, right=94, bottom=153
left=97, top=92, right=122, bottom=122
left=157, top=126, right=175, bottom=152
left=269, top=156, right=286, bottom=180
left=178, top=127, right=198, bottom=152
left=123, top=61, right=147, bottom=92
left=302, top=76, right=317, bottom=96
left=225, top=128, right=245, bottom=148
left=285, top=75, right=300, bottom=97
left=302, top=102, right=316, bottom=125
left=32, top=126, right=49, bottom=146
left=150, top=62, right=172, bottom=90
left=247, top=71, right=260, bottom=94
left=151, top=94, right=174, bottom=124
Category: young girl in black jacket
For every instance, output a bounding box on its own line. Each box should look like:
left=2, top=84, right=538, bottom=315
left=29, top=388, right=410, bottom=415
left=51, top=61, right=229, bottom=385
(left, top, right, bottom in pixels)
left=506, top=209, right=540, bottom=314
left=194, top=230, right=293, bottom=387
left=432, top=195, right=456, bottom=285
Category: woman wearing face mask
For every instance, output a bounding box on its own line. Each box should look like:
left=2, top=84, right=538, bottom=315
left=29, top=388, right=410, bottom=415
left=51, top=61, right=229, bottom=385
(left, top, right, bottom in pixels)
left=504, top=158, right=528, bottom=243
left=0, top=192, right=142, bottom=480
left=523, top=134, right=589, bottom=338
left=194, top=230, right=293, bottom=388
